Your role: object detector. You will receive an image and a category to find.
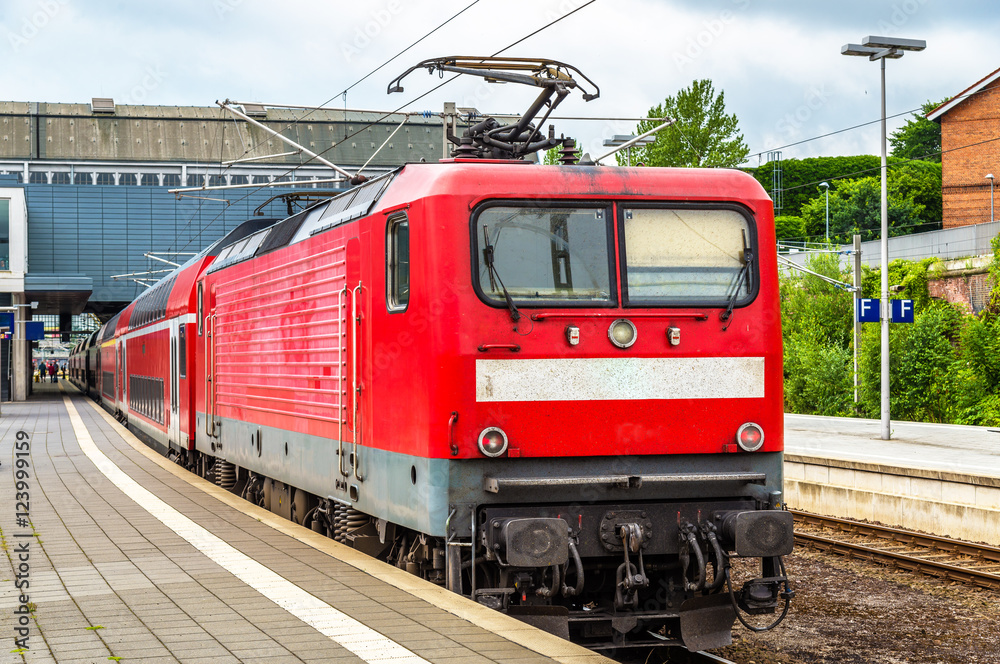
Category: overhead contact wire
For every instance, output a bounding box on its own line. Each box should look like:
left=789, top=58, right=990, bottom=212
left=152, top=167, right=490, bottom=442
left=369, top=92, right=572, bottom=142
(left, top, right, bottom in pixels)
left=175, top=0, right=599, bottom=254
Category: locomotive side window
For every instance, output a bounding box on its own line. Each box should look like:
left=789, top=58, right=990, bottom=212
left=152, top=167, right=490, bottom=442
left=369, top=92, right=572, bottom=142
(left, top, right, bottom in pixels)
left=386, top=215, right=410, bottom=312
left=473, top=205, right=613, bottom=306
left=197, top=282, right=203, bottom=335
left=621, top=206, right=756, bottom=306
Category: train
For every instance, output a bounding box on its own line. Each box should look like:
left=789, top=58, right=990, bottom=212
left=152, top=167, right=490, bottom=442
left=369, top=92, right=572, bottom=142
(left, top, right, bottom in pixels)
left=69, top=58, right=794, bottom=653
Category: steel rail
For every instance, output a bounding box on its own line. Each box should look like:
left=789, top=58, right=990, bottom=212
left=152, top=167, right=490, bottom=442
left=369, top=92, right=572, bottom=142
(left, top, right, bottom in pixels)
left=791, top=510, right=1000, bottom=590
left=790, top=510, right=1000, bottom=562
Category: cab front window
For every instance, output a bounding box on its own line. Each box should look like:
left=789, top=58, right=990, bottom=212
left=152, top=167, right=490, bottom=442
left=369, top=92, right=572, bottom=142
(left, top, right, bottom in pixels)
left=621, top=206, right=756, bottom=307
left=473, top=204, right=613, bottom=307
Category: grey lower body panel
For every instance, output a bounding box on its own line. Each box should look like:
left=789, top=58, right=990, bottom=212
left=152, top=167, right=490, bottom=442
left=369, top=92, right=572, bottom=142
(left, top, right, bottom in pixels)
left=198, top=412, right=451, bottom=537
left=195, top=409, right=782, bottom=541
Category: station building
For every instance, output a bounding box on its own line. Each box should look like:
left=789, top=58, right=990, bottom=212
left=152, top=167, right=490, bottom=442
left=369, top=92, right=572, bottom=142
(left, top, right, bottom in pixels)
left=928, top=66, right=1000, bottom=227
left=0, top=99, right=445, bottom=399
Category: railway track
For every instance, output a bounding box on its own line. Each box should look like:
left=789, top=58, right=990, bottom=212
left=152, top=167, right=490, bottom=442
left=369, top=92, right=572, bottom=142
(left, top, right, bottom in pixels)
left=791, top=509, right=1000, bottom=590
left=618, top=647, right=737, bottom=664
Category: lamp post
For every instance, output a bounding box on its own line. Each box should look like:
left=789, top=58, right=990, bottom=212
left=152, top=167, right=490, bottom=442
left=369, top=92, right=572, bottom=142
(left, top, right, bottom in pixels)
left=842, top=35, right=925, bottom=441
left=819, top=182, right=830, bottom=242
left=987, top=173, right=995, bottom=222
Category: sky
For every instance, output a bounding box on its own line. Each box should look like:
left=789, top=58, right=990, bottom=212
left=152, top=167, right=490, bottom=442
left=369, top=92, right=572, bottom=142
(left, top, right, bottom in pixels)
left=2, top=0, right=999, bottom=167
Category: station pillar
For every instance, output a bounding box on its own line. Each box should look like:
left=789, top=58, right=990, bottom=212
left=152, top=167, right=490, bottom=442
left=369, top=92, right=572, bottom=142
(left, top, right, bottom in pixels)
left=12, top=293, right=30, bottom=401
left=60, top=312, right=72, bottom=342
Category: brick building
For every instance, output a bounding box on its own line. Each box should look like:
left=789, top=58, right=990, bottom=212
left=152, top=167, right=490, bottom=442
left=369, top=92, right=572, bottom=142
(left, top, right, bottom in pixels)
left=928, top=67, right=1000, bottom=228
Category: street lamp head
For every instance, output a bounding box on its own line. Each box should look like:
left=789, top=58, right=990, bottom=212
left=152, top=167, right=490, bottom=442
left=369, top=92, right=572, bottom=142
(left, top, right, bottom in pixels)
left=841, top=43, right=882, bottom=57
left=842, top=37, right=924, bottom=61
left=862, top=36, right=926, bottom=51
left=602, top=134, right=655, bottom=147
left=987, top=173, right=995, bottom=181
left=819, top=181, right=830, bottom=190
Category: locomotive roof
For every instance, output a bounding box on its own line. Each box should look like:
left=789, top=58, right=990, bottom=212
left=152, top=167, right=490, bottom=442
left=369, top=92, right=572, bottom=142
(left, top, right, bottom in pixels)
left=206, top=171, right=397, bottom=274
left=195, top=163, right=771, bottom=277
left=379, top=162, right=773, bottom=211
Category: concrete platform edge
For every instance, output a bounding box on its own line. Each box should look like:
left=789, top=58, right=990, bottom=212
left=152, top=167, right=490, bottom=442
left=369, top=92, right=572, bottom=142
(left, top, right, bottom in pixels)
left=785, top=453, right=1000, bottom=487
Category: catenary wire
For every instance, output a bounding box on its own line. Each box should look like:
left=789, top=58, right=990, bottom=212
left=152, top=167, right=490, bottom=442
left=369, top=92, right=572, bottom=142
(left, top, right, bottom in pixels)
left=252, top=0, right=483, bottom=147
left=748, top=86, right=988, bottom=160
left=776, top=133, right=1000, bottom=195
left=171, top=0, right=598, bottom=255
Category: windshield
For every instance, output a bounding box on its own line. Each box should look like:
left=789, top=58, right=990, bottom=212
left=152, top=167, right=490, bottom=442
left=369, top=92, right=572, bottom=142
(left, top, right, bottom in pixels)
left=622, top=207, right=754, bottom=305
left=474, top=206, right=613, bottom=305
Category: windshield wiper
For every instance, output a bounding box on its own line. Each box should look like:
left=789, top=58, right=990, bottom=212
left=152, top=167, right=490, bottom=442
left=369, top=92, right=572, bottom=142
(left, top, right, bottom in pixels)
left=720, top=230, right=753, bottom=331
left=482, top=225, right=522, bottom=323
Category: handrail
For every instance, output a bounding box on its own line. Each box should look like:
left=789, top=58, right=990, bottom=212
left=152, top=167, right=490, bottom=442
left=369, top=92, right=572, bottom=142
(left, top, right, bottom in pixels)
left=484, top=472, right=766, bottom=493
left=477, top=343, right=520, bottom=352
left=530, top=312, right=708, bottom=321
left=352, top=282, right=365, bottom=482
left=337, top=287, right=348, bottom=478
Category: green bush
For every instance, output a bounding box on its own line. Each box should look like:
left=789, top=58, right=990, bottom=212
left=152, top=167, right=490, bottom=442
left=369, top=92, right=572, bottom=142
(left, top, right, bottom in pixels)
left=774, top=215, right=805, bottom=241
left=784, top=329, right=855, bottom=416
left=858, top=304, right=961, bottom=422
left=781, top=251, right=1000, bottom=426
left=780, top=251, right=853, bottom=350
left=860, top=258, right=937, bottom=312
left=951, top=315, right=1000, bottom=425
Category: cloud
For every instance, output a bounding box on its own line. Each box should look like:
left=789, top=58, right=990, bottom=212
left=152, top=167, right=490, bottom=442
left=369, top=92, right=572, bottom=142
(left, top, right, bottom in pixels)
left=1, top=0, right=998, bottom=163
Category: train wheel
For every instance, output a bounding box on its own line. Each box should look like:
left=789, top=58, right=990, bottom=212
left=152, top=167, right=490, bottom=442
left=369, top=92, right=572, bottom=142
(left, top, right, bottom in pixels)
left=263, top=478, right=272, bottom=512
left=291, top=488, right=313, bottom=525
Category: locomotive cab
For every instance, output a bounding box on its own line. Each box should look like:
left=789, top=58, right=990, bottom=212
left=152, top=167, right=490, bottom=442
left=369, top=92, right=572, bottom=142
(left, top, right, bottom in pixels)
left=406, top=163, right=794, bottom=651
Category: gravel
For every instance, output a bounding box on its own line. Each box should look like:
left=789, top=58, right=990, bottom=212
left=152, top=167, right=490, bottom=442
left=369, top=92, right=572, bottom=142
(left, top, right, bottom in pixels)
left=713, top=547, right=1000, bottom=664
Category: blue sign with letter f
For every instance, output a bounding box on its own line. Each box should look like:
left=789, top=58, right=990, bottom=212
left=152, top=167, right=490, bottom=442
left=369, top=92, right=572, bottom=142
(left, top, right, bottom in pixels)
left=891, top=299, right=914, bottom=323
left=856, top=298, right=879, bottom=323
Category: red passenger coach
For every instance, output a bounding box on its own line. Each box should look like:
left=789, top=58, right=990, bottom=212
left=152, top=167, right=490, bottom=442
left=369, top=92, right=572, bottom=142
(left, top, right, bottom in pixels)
left=72, top=59, right=794, bottom=653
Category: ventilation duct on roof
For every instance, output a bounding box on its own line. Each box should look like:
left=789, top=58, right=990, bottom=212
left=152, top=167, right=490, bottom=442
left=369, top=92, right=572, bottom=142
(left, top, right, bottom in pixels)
left=91, top=98, right=115, bottom=114
left=240, top=103, right=267, bottom=117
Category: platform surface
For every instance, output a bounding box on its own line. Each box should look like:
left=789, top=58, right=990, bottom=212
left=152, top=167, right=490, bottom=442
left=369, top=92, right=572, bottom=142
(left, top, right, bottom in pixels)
left=785, top=413, right=1000, bottom=478
left=0, top=382, right=609, bottom=664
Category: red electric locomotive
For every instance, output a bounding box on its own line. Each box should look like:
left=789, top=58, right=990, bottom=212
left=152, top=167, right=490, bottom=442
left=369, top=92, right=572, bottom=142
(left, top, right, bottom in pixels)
left=73, top=59, right=793, bottom=652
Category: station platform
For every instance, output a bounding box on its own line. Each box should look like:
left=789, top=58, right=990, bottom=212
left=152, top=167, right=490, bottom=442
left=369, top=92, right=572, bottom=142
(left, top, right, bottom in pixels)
left=783, top=414, right=1000, bottom=545
left=784, top=414, right=1000, bottom=478
left=0, top=382, right=609, bottom=664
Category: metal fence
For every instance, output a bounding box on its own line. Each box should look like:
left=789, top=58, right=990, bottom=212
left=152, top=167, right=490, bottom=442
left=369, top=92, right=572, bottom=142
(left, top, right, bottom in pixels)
left=780, top=220, right=1000, bottom=273
left=848, top=221, right=1000, bottom=266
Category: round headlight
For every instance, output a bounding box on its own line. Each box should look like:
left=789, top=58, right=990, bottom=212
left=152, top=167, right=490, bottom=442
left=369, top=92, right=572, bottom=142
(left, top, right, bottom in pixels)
left=736, top=422, right=765, bottom=452
left=608, top=319, right=637, bottom=348
left=478, top=427, right=509, bottom=457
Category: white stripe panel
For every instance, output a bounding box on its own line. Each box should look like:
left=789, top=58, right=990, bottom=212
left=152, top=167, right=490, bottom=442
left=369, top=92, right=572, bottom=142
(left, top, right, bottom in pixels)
left=62, top=396, right=429, bottom=664
left=121, top=313, right=197, bottom=341
left=476, top=356, right=765, bottom=402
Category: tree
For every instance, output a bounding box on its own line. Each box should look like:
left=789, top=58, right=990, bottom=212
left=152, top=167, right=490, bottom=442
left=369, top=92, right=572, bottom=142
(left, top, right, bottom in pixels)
left=630, top=79, right=748, bottom=168
left=773, top=215, right=805, bottom=241
left=889, top=99, right=947, bottom=163
left=887, top=159, right=942, bottom=229
left=748, top=155, right=882, bottom=217
left=799, top=176, right=925, bottom=242
left=797, top=166, right=941, bottom=242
